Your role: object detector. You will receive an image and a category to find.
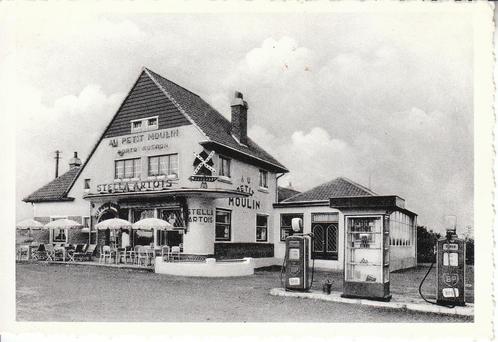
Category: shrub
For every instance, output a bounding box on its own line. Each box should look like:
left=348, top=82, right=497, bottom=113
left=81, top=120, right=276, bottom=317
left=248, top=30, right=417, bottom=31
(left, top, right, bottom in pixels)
left=417, top=226, right=439, bottom=263
left=465, top=238, right=474, bottom=265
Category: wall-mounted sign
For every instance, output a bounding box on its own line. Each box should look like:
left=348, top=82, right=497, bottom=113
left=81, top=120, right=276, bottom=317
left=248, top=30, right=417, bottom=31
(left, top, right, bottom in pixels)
left=228, top=177, right=261, bottom=210
left=189, top=150, right=218, bottom=187
left=108, top=128, right=179, bottom=148
left=117, top=144, right=169, bottom=157
left=96, top=179, right=174, bottom=194
left=187, top=208, right=214, bottom=224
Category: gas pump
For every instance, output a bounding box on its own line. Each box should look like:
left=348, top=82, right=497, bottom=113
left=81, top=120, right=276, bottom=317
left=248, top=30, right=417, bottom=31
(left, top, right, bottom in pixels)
left=419, top=228, right=466, bottom=307
left=281, top=218, right=314, bottom=292
left=436, top=229, right=466, bottom=306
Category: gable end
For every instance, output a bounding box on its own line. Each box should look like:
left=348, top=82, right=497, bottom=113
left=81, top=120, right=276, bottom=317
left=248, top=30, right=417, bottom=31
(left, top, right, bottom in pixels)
left=103, top=71, right=191, bottom=138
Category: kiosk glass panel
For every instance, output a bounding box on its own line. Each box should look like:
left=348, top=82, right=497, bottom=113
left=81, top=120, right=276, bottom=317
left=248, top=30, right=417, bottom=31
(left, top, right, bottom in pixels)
left=345, top=217, right=384, bottom=284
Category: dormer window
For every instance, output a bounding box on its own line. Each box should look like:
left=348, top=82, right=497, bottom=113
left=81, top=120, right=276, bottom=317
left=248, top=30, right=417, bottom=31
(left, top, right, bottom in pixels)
left=147, top=117, right=158, bottom=129
left=130, top=116, right=159, bottom=133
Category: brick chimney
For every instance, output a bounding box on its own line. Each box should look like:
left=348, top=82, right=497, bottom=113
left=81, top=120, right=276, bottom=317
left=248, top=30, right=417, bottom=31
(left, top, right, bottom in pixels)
left=231, top=91, right=248, bottom=145
left=69, top=151, right=82, bottom=169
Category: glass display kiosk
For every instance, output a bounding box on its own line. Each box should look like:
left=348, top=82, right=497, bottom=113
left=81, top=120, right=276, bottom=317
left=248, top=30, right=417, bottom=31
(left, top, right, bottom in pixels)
left=343, top=215, right=391, bottom=301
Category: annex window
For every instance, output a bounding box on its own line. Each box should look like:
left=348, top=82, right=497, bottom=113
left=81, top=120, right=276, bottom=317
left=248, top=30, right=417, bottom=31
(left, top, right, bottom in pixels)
left=256, top=214, right=268, bottom=242
left=389, top=211, right=415, bottom=247
left=130, top=116, right=159, bottom=133
left=219, top=156, right=231, bottom=178
left=148, top=154, right=179, bottom=178
left=280, top=213, right=303, bottom=241
left=215, top=209, right=231, bottom=241
left=115, top=158, right=141, bottom=179
left=259, top=169, right=268, bottom=188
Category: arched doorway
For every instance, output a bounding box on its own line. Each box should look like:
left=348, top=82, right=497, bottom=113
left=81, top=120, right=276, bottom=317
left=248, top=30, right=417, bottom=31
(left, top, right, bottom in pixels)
left=96, top=202, right=120, bottom=247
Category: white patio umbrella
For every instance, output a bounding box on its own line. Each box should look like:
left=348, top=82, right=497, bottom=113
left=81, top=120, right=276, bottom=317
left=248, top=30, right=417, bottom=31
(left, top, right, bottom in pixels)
left=132, top=218, right=173, bottom=249
left=44, top=219, right=83, bottom=245
left=132, top=217, right=173, bottom=231
left=44, top=218, right=83, bottom=229
left=95, top=218, right=132, bottom=230
left=95, top=218, right=133, bottom=249
left=16, top=218, right=43, bottom=230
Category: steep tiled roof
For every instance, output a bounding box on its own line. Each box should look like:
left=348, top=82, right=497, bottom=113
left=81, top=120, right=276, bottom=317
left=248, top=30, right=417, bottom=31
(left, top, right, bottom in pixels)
left=40, top=67, right=287, bottom=201
left=145, top=68, right=288, bottom=172
left=283, top=177, right=376, bottom=203
left=278, top=186, right=301, bottom=202
left=23, top=167, right=80, bottom=203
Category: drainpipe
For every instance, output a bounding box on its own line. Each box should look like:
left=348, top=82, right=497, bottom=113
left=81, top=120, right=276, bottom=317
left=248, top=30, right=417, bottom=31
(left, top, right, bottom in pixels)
left=276, top=173, right=285, bottom=203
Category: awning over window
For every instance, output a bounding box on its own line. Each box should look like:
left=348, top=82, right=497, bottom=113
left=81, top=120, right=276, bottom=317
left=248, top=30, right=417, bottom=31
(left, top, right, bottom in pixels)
left=83, top=188, right=250, bottom=202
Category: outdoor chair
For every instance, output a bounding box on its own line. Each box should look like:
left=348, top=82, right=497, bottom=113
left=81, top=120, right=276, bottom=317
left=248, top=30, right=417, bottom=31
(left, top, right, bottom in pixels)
left=75, top=244, right=96, bottom=261
left=115, top=247, right=127, bottom=264
left=32, top=243, right=45, bottom=260
left=161, top=246, right=170, bottom=262
left=17, top=245, right=29, bottom=261
left=123, top=246, right=134, bottom=264
left=68, top=244, right=85, bottom=262
left=133, top=245, right=143, bottom=264
left=136, top=246, right=149, bottom=266
left=147, top=247, right=156, bottom=266
left=44, top=244, right=56, bottom=261
left=170, top=246, right=181, bottom=261
left=99, top=245, right=115, bottom=264
left=53, top=245, right=65, bottom=261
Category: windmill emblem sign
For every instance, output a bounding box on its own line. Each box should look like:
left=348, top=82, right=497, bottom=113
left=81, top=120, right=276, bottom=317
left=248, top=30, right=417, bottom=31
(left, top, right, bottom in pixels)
left=189, top=150, right=218, bottom=188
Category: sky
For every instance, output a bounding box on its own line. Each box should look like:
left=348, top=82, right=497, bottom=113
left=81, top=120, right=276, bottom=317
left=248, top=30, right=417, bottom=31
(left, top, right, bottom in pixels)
left=5, top=9, right=474, bottom=233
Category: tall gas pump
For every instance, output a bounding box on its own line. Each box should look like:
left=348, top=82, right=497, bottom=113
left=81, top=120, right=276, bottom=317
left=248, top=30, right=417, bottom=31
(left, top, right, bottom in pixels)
left=419, top=227, right=466, bottom=307
left=436, top=228, right=466, bottom=306
left=281, top=218, right=314, bottom=292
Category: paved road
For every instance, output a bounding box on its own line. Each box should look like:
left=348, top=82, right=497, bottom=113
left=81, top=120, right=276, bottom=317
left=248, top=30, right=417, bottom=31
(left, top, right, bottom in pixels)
left=16, top=263, right=471, bottom=322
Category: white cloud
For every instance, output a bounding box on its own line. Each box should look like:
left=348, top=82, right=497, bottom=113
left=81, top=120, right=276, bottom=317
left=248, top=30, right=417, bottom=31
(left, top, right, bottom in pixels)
left=15, top=83, right=123, bottom=221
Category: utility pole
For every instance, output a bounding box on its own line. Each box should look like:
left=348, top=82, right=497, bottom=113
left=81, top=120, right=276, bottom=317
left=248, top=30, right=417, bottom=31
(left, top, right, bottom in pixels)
left=54, top=150, right=61, bottom=178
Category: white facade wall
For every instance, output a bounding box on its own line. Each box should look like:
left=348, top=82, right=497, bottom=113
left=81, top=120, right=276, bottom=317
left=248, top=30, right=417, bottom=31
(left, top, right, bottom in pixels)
left=213, top=155, right=276, bottom=244
left=67, top=125, right=207, bottom=196
left=33, top=197, right=90, bottom=220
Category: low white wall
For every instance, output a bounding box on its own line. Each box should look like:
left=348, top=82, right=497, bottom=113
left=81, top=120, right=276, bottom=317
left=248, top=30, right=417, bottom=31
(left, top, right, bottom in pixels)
left=155, top=257, right=255, bottom=277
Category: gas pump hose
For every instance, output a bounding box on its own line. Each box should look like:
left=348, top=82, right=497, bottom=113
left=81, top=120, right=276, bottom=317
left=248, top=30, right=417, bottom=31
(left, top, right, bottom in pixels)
left=418, top=260, right=457, bottom=309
